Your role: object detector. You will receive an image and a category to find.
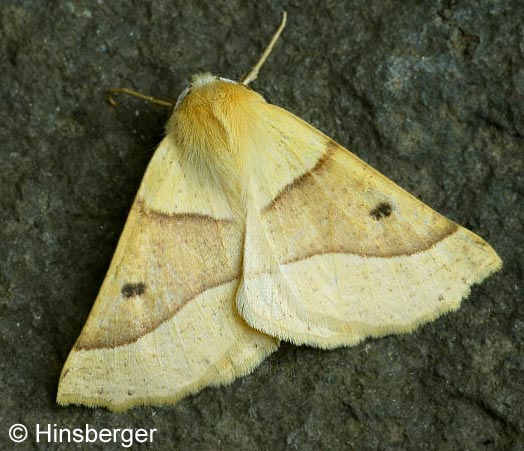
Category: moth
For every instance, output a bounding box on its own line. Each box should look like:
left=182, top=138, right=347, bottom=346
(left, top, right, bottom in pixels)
left=57, top=13, right=501, bottom=411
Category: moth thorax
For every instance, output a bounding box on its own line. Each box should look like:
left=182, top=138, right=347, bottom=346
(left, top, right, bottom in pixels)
left=167, top=78, right=266, bottom=160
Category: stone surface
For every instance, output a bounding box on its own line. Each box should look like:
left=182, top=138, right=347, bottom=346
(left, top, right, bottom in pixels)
left=1, top=0, right=522, bottom=449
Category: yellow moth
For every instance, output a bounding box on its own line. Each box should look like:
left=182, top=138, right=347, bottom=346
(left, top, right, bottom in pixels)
left=57, top=13, right=502, bottom=412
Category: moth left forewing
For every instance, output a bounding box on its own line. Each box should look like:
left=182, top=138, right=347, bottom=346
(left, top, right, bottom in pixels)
left=58, top=136, right=277, bottom=412
left=239, top=105, right=502, bottom=348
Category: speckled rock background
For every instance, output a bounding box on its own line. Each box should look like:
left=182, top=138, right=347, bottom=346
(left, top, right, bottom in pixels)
left=1, top=1, right=522, bottom=450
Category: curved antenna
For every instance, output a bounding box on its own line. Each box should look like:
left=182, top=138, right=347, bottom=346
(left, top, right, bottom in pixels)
left=107, top=88, right=175, bottom=108
left=240, top=11, right=287, bottom=86
left=107, top=12, right=288, bottom=107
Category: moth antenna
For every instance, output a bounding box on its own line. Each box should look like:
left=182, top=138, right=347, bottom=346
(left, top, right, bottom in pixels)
left=106, top=88, right=175, bottom=108
left=240, top=11, right=287, bottom=86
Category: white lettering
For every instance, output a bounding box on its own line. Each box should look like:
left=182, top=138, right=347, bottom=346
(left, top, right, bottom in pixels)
left=32, top=424, right=158, bottom=445
left=98, top=428, right=112, bottom=443
left=135, top=429, right=148, bottom=443
left=121, top=429, right=134, bottom=448
left=35, top=424, right=51, bottom=443
left=58, top=427, right=71, bottom=443
left=72, top=428, right=83, bottom=443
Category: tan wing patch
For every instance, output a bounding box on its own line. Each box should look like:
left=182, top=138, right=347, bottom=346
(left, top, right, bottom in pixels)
left=262, top=141, right=458, bottom=261
left=75, top=201, right=241, bottom=350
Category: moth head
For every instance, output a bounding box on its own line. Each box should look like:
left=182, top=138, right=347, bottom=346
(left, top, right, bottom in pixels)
left=173, top=73, right=246, bottom=110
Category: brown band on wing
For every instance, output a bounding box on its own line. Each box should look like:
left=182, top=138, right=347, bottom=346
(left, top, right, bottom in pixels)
left=263, top=142, right=336, bottom=213
left=280, top=225, right=458, bottom=266
left=76, top=276, right=238, bottom=350
left=75, top=201, right=242, bottom=350
left=261, top=140, right=459, bottom=261
left=136, top=199, right=235, bottom=224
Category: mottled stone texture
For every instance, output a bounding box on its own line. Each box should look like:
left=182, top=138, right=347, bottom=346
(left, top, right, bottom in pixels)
left=1, top=1, right=522, bottom=450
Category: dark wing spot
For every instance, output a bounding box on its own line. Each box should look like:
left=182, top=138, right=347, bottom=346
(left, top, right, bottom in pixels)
left=121, top=282, right=146, bottom=298
left=370, top=202, right=393, bottom=220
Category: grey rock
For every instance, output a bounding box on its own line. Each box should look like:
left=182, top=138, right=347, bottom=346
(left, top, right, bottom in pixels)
left=1, top=1, right=522, bottom=450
